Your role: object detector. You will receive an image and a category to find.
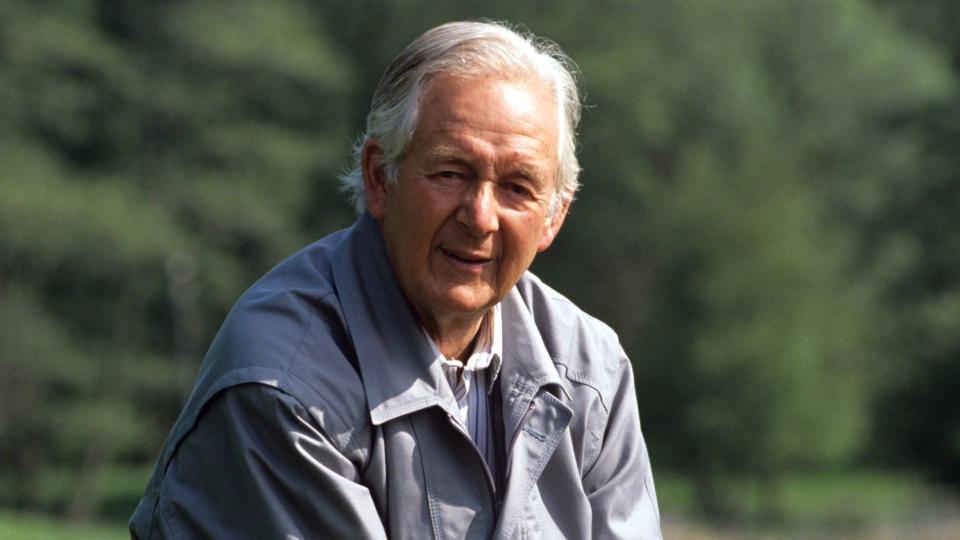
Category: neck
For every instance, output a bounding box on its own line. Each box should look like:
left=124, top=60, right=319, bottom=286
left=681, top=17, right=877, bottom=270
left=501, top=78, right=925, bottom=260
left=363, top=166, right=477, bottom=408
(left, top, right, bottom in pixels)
left=422, top=312, right=485, bottom=360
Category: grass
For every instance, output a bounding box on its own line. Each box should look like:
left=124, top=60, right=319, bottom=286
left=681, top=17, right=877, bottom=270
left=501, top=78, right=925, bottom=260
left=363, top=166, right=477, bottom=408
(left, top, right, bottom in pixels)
left=0, top=511, right=128, bottom=540
left=0, top=464, right=147, bottom=539
left=655, top=469, right=960, bottom=533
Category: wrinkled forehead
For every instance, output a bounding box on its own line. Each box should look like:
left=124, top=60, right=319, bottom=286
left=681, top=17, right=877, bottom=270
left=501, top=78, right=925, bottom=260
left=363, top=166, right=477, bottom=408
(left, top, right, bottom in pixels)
left=414, top=75, right=559, bottom=150
left=416, top=73, right=560, bottom=138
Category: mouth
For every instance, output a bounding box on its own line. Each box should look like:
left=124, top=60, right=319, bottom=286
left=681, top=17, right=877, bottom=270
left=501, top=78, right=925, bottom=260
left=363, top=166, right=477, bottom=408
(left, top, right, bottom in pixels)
left=438, top=247, right=494, bottom=269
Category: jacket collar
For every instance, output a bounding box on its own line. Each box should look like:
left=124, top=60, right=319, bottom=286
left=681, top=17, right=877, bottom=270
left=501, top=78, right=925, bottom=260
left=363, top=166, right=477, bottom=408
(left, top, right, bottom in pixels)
left=331, top=213, right=453, bottom=425
left=498, top=287, right=567, bottom=431
left=331, top=213, right=565, bottom=426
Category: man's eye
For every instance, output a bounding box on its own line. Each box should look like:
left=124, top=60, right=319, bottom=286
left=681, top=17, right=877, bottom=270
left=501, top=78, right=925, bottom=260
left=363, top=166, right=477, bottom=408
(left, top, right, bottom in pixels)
left=434, top=171, right=463, bottom=181
left=506, top=183, right=533, bottom=199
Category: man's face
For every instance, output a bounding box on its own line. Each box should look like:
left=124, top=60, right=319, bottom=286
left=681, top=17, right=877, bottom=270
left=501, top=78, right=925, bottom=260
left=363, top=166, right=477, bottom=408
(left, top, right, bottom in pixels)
left=364, top=74, right=568, bottom=329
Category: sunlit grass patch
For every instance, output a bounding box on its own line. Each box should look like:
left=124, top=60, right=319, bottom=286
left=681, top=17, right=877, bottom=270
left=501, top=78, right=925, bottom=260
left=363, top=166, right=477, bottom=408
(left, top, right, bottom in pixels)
left=0, top=511, right=128, bottom=540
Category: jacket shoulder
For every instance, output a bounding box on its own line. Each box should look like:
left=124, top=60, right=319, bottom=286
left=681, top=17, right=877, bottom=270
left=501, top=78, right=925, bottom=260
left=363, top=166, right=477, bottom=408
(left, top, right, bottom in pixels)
left=188, top=229, right=372, bottom=454
left=514, top=272, right=629, bottom=411
left=131, top=228, right=375, bottom=540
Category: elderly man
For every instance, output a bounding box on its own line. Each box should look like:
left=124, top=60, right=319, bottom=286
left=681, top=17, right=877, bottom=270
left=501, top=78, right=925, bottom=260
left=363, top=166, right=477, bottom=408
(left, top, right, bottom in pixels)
left=130, top=21, right=661, bottom=539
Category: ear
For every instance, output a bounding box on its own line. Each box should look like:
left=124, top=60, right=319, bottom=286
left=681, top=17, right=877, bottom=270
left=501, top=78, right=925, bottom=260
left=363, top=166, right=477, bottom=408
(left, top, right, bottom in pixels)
left=361, top=139, right=390, bottom=221
left=537, top=198, right=570, bottom=252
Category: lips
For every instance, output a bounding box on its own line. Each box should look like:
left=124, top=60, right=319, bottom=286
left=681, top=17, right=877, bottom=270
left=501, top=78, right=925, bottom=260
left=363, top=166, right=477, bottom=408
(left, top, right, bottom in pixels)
left=439, top=247, right=494, bottom=265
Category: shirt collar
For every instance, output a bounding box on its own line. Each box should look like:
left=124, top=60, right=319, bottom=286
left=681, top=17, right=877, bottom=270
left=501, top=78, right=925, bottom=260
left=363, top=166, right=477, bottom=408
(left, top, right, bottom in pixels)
left=429, top=304, right=503, bottom=394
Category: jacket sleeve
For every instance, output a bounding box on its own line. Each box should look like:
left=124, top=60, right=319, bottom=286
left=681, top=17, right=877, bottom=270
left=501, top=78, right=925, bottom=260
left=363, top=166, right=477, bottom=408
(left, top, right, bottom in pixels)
left=582, top=354, right=663, bottom=539
left=140, top=383, right=387, bottom=540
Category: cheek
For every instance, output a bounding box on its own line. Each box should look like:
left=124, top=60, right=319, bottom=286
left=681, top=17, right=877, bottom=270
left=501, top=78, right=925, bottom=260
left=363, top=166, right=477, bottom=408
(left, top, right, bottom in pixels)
left=517, top=216, right=547, bottom=252
left=502, top=223, right=543, bottom=270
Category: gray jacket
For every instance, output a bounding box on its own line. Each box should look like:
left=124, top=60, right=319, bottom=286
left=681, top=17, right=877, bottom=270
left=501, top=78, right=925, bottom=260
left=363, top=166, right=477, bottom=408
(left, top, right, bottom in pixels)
left=130, top=213, right=662, bottom=539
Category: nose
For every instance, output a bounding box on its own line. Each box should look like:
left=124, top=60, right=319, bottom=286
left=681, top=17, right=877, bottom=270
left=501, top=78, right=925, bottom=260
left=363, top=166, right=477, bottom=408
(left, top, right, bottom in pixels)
left=457, top=181, right=499, bottom=237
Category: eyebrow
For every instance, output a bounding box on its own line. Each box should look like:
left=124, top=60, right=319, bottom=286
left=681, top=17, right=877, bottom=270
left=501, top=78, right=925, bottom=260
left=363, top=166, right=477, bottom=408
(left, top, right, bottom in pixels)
left=423, top=144, right=469, bottom=164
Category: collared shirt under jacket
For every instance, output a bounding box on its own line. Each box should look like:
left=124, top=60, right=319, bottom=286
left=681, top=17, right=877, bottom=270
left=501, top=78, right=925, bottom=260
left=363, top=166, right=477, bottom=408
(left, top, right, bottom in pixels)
left=129, top=213, right=662, bottom=539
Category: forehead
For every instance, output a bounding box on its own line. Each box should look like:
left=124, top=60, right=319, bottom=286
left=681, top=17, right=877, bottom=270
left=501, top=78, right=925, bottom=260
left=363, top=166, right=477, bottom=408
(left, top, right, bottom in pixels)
left=410, top=74, right=560, bottom=163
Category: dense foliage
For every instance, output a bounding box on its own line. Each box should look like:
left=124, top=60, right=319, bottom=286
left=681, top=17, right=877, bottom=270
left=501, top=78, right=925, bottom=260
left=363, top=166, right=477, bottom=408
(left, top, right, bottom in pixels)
left=1, top=0, right=957, bottom=522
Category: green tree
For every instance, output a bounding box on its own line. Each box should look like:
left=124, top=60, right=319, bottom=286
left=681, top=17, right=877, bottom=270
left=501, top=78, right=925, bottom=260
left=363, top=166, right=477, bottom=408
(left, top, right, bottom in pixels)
left=867, top=0, right=960, bottom=487
left=0, top=0, right=355, bottom=518
left=524, top=0, right=952, bottom=519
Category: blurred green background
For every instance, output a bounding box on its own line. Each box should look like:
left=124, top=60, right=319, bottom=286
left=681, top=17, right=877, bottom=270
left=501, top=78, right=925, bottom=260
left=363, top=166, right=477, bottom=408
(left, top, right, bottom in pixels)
left=2, top=0, right=959, bottom=537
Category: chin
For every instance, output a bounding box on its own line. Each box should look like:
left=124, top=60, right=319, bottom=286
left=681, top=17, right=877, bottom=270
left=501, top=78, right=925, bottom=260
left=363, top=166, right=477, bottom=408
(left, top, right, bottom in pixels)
left=433, top=289, right=498, bottom=316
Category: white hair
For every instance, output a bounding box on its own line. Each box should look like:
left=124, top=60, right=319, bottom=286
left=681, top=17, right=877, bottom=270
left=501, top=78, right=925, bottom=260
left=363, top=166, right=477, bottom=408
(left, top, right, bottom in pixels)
left=339, top=20, right=582, bottom=215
